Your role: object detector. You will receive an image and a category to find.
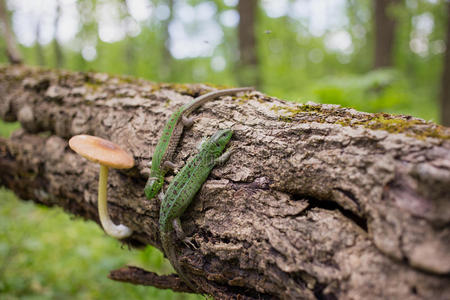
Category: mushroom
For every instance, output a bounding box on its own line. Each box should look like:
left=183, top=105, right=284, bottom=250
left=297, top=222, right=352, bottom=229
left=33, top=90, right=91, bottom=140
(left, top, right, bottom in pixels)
left=69, top=134, right=134, bottom=239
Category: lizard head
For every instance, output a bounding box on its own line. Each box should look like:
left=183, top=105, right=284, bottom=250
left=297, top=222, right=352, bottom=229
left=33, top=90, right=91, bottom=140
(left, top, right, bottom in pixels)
left=144, top=176, right=164, bottom=199
left=207, top=129, right=233, bottom=153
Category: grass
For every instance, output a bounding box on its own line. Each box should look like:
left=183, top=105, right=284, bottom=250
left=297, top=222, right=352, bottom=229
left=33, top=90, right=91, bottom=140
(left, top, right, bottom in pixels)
left=0, top=120, right=202, bottom=300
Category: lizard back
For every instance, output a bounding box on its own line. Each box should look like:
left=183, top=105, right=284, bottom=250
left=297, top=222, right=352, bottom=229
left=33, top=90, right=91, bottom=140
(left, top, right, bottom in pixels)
left=159, top=150, right=214, bottom=227
left=150, top=107, right=184, bottom=173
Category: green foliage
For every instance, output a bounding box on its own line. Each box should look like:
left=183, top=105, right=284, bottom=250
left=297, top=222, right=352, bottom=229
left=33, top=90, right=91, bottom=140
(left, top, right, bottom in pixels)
left=309, top=69, right=437, bottom=121
left=312, top=69, right=404, bottom=110
left=0, top=188, right=200, bottom=300
left=0, top=122, right=20, bottom=137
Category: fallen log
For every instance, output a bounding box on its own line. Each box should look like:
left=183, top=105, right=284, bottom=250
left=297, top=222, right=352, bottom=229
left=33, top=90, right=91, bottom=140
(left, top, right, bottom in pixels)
left=0, top=65, right=449, bottom=299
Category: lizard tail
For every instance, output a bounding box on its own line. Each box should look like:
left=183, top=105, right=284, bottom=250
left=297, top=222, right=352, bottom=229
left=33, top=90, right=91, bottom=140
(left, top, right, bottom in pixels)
left=160, top=231, right=198, bottom=292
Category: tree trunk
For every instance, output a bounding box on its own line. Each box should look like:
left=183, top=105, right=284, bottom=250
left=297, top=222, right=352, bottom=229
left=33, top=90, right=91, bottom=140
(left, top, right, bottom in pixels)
left=441, top=2, right=450, bottom=127
left=237, top=0, right=260, bottom=87
left=53, top=0, right=64, bottom=68
left=160, top=0, right=174, bottom=80
left=0, top=65, right=449, bottom=299
left=373, top=0, right=399, bottom=69
left=122, top=0, right=136, bottom=76
left=35, top=19, right=46, bottom=66
left=0, top=0, right=22, bottom=64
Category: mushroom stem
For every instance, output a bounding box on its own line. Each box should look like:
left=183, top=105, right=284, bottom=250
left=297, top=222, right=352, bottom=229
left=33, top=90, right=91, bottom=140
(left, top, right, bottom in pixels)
left=98, top=164, right=132, bottom=239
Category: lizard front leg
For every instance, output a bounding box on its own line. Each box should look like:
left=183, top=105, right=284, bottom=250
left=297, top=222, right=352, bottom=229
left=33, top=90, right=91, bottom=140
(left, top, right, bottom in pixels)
left=162, top=160, right=178, bottom=171
left=215, top=147, right=234, bottom=165
left=181, top=115, right=194, bottom=127
left=172, top=218, right=197, bottom=249
left=158, top=191, right=165, bottom=202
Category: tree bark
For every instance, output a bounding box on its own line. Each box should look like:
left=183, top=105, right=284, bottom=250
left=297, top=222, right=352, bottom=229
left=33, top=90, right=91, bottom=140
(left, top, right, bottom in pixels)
left=373, top=0, right=399, bottom=69
left=0, top=0, right=22, bottom=64
left=237, top=0, right=260, bottom=87
left=0, top=65, right=449, bottom=299
left=441, top=1, right=450, bottom=127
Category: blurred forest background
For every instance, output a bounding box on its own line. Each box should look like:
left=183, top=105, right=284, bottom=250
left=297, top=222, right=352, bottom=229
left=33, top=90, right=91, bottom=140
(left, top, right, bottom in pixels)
left=0, top=0, right=448, bottom=299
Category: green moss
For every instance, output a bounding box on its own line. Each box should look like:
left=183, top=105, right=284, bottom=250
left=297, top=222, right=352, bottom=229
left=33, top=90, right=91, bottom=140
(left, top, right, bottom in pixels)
left=338, top=114, right=450, bottom=140
left=153, top=82, right=250, bottom=99
left=278, top=115, right=293, bottom=122
left=297, top=104, right=326, bottom=113
left=270, top=103, right=326, bottom=115
left=236, top=93, right=253, bottom=105
left=270, top=103, right=449, bottom=140
left=84, top=81, right=100, bottom=91
left=271, top=103, right=333, bottom=124
left=153, top=83, right=197, bottom=96
left=202, top=83, right=231, bottom=90
left=116, top=75, right=136, bottom=84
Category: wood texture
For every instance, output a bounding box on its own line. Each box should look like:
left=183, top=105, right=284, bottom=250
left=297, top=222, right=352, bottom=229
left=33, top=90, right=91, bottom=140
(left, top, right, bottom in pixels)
left=0, top=65, right=449, bottom=299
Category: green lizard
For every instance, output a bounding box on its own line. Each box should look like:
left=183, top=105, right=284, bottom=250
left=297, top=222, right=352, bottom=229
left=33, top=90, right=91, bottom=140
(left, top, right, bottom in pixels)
left=144, top=87, right=252, bottom=200
left=158, top=129, right=234, bottom=291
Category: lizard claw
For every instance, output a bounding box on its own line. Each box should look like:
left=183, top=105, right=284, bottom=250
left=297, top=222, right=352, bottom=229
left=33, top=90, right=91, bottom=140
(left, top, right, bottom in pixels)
left=227, top=145, right=237, bottom=154
left=158, top=191, right=165, bottom=202
left=183, top=236, right=198, bottom=249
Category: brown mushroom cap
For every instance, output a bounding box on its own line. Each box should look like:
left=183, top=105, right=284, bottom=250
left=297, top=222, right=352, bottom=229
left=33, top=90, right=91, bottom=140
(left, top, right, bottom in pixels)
left=69, top=135, right=134, bottom=169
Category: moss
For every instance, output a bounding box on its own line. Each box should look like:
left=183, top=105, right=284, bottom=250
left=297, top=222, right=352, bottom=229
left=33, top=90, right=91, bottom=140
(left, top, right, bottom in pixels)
left=270, top=103, right=327, bottom=116
left=236, top=93, right=253, bottom=105
left=271, top=103, right=449, bottom=140
left=154, top=83, right=198, bottom=96
left=278, top=115, right=293, bottom=123
left=84, top=81, right=101, bottom=91
left=297, top=104, right=327, bottom=113
left=271, top=103, right=333, bottom=124
left=1, top=65, right=35, bottom=83
left=203, top=83, right=231, bottom=90
left=116, top=75, right=136, bottom=84
left=269, top=105, right=282, bottom=114
left=82, top=73, right=102, bottom=86
left=273, top=106, right=327, bottom=125
left=338, top=114, right=450, bottom=140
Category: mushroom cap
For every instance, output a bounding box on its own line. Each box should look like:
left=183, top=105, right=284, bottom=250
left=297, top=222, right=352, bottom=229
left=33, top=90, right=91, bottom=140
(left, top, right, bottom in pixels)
left=69, top=135, right=134, bottom=169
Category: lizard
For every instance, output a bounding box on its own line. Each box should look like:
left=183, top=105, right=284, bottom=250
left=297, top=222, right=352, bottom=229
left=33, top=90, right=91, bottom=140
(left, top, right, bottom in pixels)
left=144, top=87, right=252, bottom=200
left=158, top=129, right=234, bottom=292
